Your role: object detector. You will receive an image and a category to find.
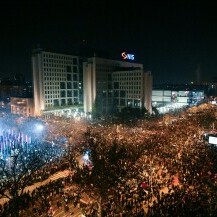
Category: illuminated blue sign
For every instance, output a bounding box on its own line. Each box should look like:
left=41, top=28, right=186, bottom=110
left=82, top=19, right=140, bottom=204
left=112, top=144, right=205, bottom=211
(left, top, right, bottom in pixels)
left=121, top=52, right=135, bottom=61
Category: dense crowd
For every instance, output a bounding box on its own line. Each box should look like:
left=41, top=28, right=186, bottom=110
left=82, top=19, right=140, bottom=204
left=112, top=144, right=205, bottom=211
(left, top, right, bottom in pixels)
left=74, top=104, right=217, bottom=216
left=0, top=104, right=216, bottom=217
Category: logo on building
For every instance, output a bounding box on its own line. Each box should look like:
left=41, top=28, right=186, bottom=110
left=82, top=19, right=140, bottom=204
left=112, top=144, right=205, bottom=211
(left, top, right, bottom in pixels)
left=121, top=52, right=135, bottom=61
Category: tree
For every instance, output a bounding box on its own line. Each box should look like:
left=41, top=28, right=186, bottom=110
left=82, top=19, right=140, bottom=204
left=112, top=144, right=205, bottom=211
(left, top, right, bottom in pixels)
left=0, top=146, right=45, bottom=217
left=74, top=137, right=142, bottom=217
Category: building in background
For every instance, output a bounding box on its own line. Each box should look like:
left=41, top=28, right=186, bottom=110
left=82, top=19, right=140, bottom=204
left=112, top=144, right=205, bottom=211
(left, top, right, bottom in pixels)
left=112, top=69, right=152, bottom=113
left=0, top=78, right=33, bottom=114
left=83, top=57, right=153, bottom=115
left=11, top=97, right=34, bottom=116
left=32, top=48, right=82, bottom=117
left=31, top=49, right=153, bottom=118
left=152, top=84, right=208, bottom=114
left=0, top=77, right=29, bottom=102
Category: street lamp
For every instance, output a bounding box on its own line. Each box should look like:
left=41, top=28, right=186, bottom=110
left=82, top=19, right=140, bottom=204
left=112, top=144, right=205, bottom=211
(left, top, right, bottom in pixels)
left=35, top=123, right=44, bottom=131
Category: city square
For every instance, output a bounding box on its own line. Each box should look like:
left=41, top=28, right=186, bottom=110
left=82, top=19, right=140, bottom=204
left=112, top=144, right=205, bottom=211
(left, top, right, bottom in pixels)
left=0, top=103, right=216, bottom=216
left=1, top=1, right=217, bottom=216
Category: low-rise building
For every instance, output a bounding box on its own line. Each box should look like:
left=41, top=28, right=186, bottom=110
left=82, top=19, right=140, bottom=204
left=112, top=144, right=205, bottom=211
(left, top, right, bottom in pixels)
left=10, top=97, right=34, bottom=116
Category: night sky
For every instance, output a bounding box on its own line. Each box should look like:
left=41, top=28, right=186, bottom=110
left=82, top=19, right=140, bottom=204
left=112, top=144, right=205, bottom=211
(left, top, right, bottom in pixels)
left=0, top=0, right=217, bottom=84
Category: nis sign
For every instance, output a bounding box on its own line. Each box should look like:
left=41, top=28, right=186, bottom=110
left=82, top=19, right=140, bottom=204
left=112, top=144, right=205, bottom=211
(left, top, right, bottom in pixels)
left=121, top=52, right=135, bottom=61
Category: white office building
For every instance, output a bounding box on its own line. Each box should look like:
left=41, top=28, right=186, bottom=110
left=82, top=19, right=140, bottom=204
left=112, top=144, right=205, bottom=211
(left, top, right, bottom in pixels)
left=32, top=48, right=81, bottom=116
left=112, top=69, right=152, bottom=113
left=83, top=57, right=152, bottom=114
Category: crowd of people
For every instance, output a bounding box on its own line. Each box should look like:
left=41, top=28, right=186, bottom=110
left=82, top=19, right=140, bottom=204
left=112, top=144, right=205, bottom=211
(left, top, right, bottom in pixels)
left=72, top=104, right=217, bottom=216
left=0, top=103, right=216, bottom=216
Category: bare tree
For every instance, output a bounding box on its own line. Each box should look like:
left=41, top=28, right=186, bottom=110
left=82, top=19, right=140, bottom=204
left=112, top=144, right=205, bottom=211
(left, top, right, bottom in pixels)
left=0, top=146, right=45, bottom=217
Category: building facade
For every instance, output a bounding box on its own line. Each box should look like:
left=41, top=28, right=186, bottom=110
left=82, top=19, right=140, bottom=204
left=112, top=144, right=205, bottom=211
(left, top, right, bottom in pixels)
left=152, top=87, right=206, bottom=113
left=112, top=69, right=152, bottom=113
left=32, top=50, right=153, bottom=117
left=32, top=48, right=82, bottom=116
left=11, top=97, right=34, bottom=116
left=83, top=57, right=153, bottom=115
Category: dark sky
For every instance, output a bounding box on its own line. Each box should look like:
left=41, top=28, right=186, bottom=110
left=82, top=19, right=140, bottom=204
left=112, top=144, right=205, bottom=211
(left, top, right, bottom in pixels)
left=0, top=0, right=217, bottom=84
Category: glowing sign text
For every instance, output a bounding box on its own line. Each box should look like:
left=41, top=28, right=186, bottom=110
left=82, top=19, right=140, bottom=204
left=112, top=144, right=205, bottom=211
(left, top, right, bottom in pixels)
left=121, top=52, right=135, bottom=61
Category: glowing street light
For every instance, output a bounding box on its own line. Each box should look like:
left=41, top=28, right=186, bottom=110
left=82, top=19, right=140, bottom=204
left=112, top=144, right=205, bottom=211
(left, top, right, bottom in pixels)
left=35, top=123, right=44, bottom=131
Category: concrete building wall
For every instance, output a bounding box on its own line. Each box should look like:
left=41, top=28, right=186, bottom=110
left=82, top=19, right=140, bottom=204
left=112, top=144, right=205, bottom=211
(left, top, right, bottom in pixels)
left=32, top=50, right=44, bottom=116
left=83, top=62, right=95, bottom=113
left=144, top=71, right=153, bottom=114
